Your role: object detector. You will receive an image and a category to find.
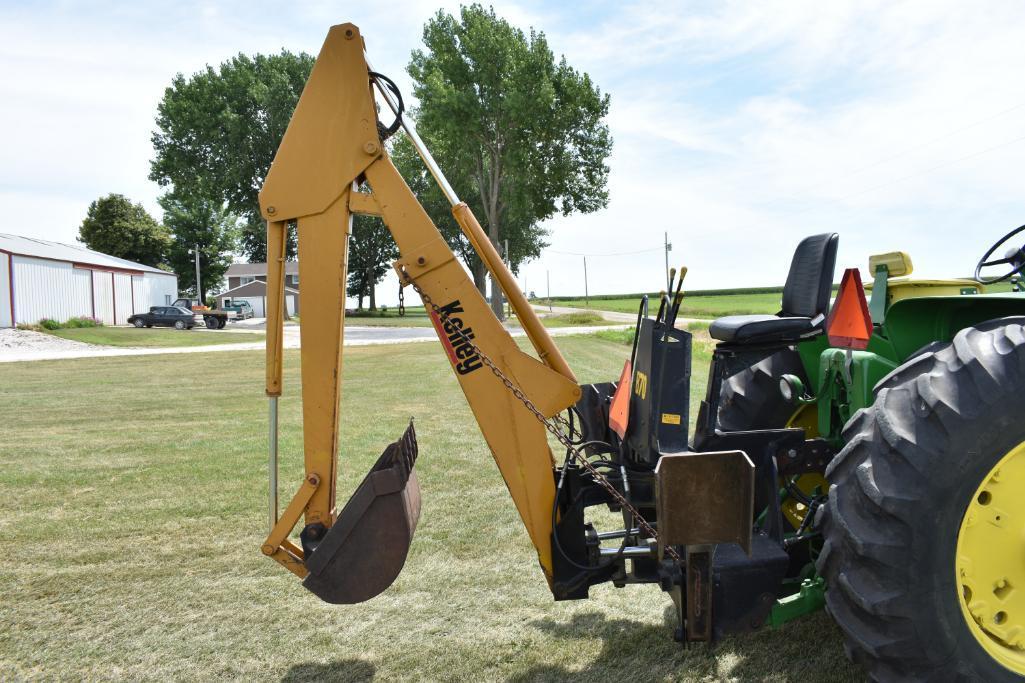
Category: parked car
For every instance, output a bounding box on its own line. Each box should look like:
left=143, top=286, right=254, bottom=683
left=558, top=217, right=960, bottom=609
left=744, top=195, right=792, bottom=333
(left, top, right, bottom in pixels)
left=220, top=299, right=255, bottom=320
left=127, top=306, right=196, bottom=330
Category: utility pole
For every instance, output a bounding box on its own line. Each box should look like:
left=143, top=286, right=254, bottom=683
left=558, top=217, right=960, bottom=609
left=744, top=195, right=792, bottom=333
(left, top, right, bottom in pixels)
left=193, top=243, right=202, bottom=304
left=504, top=239, right=510, bottom=319
left=664, top=231, right=672, bottom=293
left=583, top=256, right=589, bottom=308
left=547, top=270, right=552, bottom=312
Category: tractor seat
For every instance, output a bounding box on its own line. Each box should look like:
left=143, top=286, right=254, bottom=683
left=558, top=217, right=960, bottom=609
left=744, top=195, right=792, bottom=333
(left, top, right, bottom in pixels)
left=709, top=233, right=839, bottom=344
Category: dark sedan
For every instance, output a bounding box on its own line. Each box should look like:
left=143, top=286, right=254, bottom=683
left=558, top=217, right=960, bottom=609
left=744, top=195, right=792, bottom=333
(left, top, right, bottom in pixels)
left=127, top=306, right=196, bottom=330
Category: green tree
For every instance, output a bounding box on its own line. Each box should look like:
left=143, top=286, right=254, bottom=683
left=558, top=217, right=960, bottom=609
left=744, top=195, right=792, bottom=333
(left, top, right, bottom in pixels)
left=347, top=215, right=398, bottom=311
left=407, top=4, right=612, bottom=318
left=391, top=136, right=480, bottom=283
left=78, top=194, right=170, bottom=267
left=159, top=193, right=238, bottom=302
left=149, top=51, right=314, bottom=262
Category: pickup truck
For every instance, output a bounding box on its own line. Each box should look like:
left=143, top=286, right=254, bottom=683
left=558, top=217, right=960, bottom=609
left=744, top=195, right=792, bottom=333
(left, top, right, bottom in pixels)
left=172, top=298, right=236, bottom=329
left=220, top=299, right=255, bottom=320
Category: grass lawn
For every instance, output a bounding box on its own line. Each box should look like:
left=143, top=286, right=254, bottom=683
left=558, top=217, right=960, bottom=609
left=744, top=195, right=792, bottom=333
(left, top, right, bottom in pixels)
left=349, top=308, right=616, bottom=329
left=46, top=326, right=267, bottom=347
left=509, top=311, right=610, bottom=328
left=551, top=292, right=786, bottom=319
left=0, top=335, right=857, bottom=681
left=346, top=307, right=433, bottom=328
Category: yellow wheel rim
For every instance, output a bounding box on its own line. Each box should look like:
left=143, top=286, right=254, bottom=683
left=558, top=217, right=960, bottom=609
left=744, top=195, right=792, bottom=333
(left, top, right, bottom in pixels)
left=956, top=440, right=1025, bottom=673
left=782, top=404, right=827, bottom=529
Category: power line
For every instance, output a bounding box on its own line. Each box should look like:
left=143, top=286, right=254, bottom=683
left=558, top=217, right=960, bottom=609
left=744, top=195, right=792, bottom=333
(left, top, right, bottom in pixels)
left=761, top=100, right=1025, bottom=210
left=783, top=129, right=1025, bottom=215
left=549, top=245, right=660, bottom=255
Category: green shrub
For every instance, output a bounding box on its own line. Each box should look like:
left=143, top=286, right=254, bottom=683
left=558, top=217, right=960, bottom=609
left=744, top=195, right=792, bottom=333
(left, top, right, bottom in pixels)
left=65, top=316, right=103, bottom=328
left=559, top=311, right=604, bottom=325
left=39, top=318, right=61, bottom=330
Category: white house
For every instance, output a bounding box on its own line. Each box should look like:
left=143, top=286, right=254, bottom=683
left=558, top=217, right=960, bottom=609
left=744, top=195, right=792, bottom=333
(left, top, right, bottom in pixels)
left=219, top=262, right=300, bottom=317
left=0, top=233, right=179, bottom=327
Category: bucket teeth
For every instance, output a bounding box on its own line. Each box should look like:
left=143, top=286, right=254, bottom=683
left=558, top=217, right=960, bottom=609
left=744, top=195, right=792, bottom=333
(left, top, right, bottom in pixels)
left=302, top=420, right=421, bottom=604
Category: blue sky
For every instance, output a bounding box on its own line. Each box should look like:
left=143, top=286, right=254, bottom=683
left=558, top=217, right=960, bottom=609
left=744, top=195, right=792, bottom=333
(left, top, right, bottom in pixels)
left=2, top=1, right=1025, bottom=300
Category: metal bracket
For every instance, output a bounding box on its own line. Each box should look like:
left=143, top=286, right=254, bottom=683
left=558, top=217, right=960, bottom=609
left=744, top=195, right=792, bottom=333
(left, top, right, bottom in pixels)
left=775, top=438, right=835, bottom=476
left=349, top=190, right=382, bottom=217
left=685, top=545, right=714, bottom=641
left=260, top=474, right=322, bottom=578
left=393, top=236, right=457, bottom=281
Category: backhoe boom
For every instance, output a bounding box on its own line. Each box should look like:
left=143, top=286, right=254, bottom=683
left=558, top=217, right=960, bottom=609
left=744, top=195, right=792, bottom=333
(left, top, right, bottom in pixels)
left=259, top=23, right=580, bottom=598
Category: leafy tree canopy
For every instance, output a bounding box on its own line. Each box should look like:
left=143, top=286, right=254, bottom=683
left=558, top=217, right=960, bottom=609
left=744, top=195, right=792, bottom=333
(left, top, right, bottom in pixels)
left=159, top=192, right=238, bottom=302
left=78, top=193, right=170, bottom=267
left=405, top=4, right=612, bottom=316
left=149, top=51, right=314, bottom=262
left=346, top=215, right=399, bottom=311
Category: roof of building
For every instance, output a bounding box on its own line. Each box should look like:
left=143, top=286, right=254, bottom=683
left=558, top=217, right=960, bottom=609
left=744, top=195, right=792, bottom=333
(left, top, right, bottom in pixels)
left=216, top=279, right=299, bottom=298
left=0, top=233, right=172, bottom=275
left=226, top=262, right=299, bottom=276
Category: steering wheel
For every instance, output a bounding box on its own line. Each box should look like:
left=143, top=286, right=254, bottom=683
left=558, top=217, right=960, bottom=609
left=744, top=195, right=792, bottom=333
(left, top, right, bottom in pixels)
left=975, top=223, right=1025, bottom=284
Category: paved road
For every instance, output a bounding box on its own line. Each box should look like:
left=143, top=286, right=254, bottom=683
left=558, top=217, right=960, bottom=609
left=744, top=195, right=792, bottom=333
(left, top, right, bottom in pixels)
left=0, top=322, right=631, bottom=363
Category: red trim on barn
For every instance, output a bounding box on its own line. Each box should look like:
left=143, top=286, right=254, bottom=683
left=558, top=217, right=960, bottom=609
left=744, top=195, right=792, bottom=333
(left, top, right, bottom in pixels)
left=130, top=275, right=135, bottom=316
left=111, top=272, right=116, bottom=325
left=7, top=251, right=14, bottom=326
left=89, top=270, right=96, bottom=319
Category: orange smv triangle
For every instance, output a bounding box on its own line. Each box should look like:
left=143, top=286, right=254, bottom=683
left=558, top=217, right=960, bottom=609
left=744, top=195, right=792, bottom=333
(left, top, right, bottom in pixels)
left=609, top=360, right=632, bottom=439
left=827, top=268, right=873, bottom=350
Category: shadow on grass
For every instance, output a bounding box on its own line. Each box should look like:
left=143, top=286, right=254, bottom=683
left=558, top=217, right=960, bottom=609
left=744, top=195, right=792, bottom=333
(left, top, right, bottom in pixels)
left=507, top=608, right=854, bottom=682
left=282, top=660, right=375, bottom=682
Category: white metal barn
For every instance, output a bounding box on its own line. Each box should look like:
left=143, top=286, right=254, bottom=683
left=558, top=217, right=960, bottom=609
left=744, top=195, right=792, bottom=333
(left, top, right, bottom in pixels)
left=0, top=233, right=179, bottom=328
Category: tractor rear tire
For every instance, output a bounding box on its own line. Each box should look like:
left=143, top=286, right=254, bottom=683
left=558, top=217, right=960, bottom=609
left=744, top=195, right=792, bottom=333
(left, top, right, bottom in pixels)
left=717, top=346, right=808, bottom=430
left=817, top=318, right=1025, bottom=681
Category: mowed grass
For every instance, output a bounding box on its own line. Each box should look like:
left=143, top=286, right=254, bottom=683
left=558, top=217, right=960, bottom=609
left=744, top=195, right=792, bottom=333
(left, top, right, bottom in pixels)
left=551, top=292, right=785, bottom=319
left=346, top=307, right=433, bottom=327
left=47, top=326, right=267, bottom=347
left=350, top=309, right=616, bottom=329
left=509, top=311, right=610, bottom=328
left=0, top=336, right=858, bottom=682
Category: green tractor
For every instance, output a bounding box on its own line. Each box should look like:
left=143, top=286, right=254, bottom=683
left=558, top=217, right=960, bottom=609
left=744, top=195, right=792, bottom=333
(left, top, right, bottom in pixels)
left=705, top=225, right=1025, bottom=680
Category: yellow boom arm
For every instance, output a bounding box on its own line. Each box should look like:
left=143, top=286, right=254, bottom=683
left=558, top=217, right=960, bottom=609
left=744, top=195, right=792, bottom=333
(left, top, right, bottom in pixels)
left=259, top=23, right=581, bottom=590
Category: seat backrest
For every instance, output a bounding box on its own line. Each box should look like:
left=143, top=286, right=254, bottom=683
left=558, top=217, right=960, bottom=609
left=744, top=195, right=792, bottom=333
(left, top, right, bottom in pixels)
left=781, top=233, right=839, bottom=318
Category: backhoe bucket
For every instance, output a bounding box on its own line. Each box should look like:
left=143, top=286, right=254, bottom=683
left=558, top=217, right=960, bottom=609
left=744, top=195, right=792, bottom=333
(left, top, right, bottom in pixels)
left=303, top=421, right=421, bottom=604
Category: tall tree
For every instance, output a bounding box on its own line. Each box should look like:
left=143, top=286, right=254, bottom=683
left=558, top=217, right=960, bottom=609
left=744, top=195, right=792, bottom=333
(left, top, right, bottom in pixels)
left=149, top=51, right=314, bottom=262
left=78, top=194, right=170, bottom=267
left=407, top=4, right=612, bottom=318
left=346, top=215, right=398, bottom=311
left=390, top=136, right=482, bottom=287
left=159, top=193, right=238, bottom=302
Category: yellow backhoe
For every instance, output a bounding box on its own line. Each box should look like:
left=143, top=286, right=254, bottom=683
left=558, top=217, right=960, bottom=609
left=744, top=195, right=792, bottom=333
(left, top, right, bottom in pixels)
left=256, top=23, right=1025, bottom=681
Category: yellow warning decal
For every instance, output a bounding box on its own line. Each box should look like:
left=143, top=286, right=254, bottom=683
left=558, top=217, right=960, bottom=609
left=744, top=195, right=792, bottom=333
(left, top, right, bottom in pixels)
left=633, top=372, right=648, bottom=400
left=661, top=413, right=681, bottom=425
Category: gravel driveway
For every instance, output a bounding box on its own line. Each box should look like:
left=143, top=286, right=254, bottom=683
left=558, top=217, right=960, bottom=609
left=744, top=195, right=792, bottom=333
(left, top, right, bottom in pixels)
left=0, top=328, right=96, bottom=354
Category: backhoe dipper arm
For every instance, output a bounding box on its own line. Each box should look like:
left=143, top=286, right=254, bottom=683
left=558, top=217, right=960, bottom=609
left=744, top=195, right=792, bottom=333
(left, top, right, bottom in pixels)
left=259, top=23, right=581, bottom=592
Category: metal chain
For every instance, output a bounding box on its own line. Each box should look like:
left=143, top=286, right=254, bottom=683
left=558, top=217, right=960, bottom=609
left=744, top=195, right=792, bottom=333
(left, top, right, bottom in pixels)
left=397, top=283, right=406, bottom=317
left=404, top=274, right=682, bottom=565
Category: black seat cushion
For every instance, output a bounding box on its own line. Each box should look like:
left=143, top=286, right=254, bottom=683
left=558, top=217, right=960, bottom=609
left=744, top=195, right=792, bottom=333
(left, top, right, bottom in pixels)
left=709, top=314, right=817, bottom=343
